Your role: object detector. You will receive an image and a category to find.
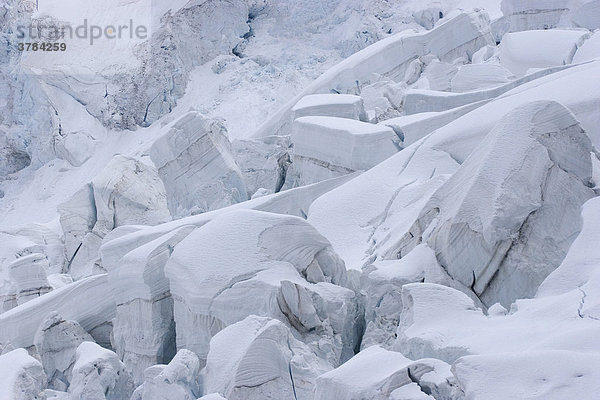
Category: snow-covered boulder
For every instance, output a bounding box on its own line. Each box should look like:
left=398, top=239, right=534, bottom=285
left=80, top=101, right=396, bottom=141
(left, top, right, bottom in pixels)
left=0, top=348, right=46, bottom=400
left=289, top=116, right=400, bottom=186
left=292, top=94, right=368, bottom=121
left=204, top=316, right=331, bottom=400
left=499, top=30, right=588, bottom=76
left=68, top=342, right=134, bottom=400
left=34, top=312, right=94, bottom=391
left=110, top=226, right=195, bottom=384
left=164, top=210, right=358, bottom=365
left=59, top=155, right=171, bottom=279
left=397, top=100, right=595, bottom=306
left=150, top=111, right=247, bottom=217
left=130, top=349, right=201, bottom=400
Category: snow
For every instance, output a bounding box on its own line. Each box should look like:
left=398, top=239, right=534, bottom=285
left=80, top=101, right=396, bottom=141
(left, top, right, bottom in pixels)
left=499, top=29, right=588, bottom=76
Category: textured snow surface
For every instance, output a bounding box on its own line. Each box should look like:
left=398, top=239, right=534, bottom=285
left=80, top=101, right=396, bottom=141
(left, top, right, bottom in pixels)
left=1, top=0, right=600, bottom=399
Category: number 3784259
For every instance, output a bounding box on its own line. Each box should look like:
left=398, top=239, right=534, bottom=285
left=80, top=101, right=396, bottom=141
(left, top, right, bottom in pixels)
left=18, top=42, right=67, bottom=51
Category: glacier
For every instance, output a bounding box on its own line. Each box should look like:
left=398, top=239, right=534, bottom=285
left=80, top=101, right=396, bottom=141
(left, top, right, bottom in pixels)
left=1, top=0, right=600, bottom=399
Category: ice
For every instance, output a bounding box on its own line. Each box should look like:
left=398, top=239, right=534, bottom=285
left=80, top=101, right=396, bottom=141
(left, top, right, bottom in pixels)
left=130, top=349, right=201, bottom=400
left=289, top=116, right=400, bottom=186
left=7, top=253, right=52, bottom=307
left=150, top=112, right=247, bottom=217
left=68, top=341, right=134, bottom=400
left=34, top=312, right=94, bottom=391
left=0, top=348, right=46, bottom=400
left=292, top=94, right=368, bottom=121
left=499, top=29, right=588, bottom=76
left=252, top=10, right=494, bottom=138
left=203, top=316, right=331, bottom=400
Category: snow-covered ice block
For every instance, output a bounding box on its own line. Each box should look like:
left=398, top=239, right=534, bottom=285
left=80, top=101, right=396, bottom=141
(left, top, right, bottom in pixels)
left=60, top=155, right=171, bottom=279
left=0, top=348, right=46, bottom=400
left=130, top=349, right=201, bottom=400
left=34, top=312, right=94, bottom=391
left=292, top=94, right=368, bottom=121
left=164, top=210, right=357, bottom=364
left=110, top=226, right=195, bottom=384
left=0, top=274, right=114, bottom=349
left=314, top=346, right=455, bottom=400
left=204, top=316, right=331, bottom=400
left=399, top=100, right=595, bottom=306
left=422, top=60, right=458, bottom=92
left=290, top=116, right=399, bottom=185
left=360, top=244, right=454, bottom=349
left=499, top=30, right=587, bottom=76
left=8, top=253, right=52, bottom=307
left=150, top=111, right=247, bottom=217
left=453, top=351, right=600, bottom=400
left=69, top=341, right=134, bottom=400
left=450, top=63, right=513, bottom=92
left=231, top=135, right=291, bottom=195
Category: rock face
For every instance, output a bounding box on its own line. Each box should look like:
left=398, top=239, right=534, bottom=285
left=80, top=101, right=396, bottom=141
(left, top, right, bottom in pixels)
left=34, top=312, right=94, bottom=391
left=289, top=116, right=400, bottom=186
left=68, top=341, right=134, bottom=400
left=130, top=349, right=201, bottom=400
left=150, top=112, right=247, bottom=217
left=164, top=209, right=359, bottom=366
left=204, top=316, right=331, bottom=400
left=0, top=348, right=46, bottom=400
left=59, top=155, right=171, bottom=279
left=397, top=101, right=595, bottom=307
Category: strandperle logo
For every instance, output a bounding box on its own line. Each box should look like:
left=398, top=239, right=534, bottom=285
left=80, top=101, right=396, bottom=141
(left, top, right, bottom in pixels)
left=16, top=19, right=149, bottom=45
